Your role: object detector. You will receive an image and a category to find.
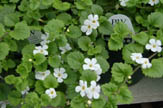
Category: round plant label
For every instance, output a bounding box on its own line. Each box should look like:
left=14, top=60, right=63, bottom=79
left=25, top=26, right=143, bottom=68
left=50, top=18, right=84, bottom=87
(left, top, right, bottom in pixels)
left=108, top=14, right=135, bottom=34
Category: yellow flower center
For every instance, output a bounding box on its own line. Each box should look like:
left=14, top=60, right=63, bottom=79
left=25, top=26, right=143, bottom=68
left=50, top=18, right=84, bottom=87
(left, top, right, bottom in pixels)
left=136, top=56, right=139, bottom=59
left=58, top=73, right=62, bottom=77
left=88, top=25, right=91, bottom=29
left=92, top=20, right=96, bottom=23
left=89, top=64, right=93, bottom=67
left=82, top=86, right=85, bottom=90
left=40, top=49, right=44, bottom=53
left=144, top=61, right=148, bottom=64
left=50, top=91, right=54, bottom=94
left=152, top=44, right=156, bottom=48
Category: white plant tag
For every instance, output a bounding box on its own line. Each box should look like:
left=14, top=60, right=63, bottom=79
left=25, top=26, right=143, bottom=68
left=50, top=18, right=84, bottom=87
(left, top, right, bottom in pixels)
left=28, top=30, right=42, bottom=44
left=108, top=14, right=135, bottom=34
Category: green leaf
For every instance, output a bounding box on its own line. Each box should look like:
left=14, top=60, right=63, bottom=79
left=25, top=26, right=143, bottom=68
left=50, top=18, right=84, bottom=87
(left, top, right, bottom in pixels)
left=88, top=45, right=103, bottom=55
left=71, top=96, right=86, bottom=108
left=22, top=44, right=35, bottom=55
left=92, top=96, right=106, bottom=108
left=114, top=22, right=130, bottom=38
left=34, top=61, right=48, bottom=72
left=108, top=34, right=123, bottom=51
left=67, top=51, right=84, bottom=70
left=0, top=42, right=9, bottom=60
left=57, top=13, right=72, bottom=25
left=102, top=83, right=118, bottom=97
left=0, top=83, right=11, bottom=101
left=0, top=23, right=5, bottom=37
left=53, top=0, right=71, bottom=11
left=143, top=58, right=163, bottom=78
left=51, top=92, right=66, bottom=107
left=48, top=55, right=61, bottom=68
left=29, top=0, right=40, bottom=10
left=9, top=21, right=30, bottom=40
left=44, top=19, right=64, bottom=40
left=111, top=63, right=133, bottom=83
left=8, top=91, right=21, bottom=106
left=117, top=85, right=133, bottom=104
left=96, top=56, right=110, bottom=73
left=67, top=25, right=82, bottom=38
left=25, top=92, right=40, bottom=106
left=34, top=53, right=46, bottom=65
left=42, top=0, right=54, bottom=6
left=148, top=12, right=163, bottom=28
left=16, top=64, right=30, bottom=78
left=78, top=36, right=91, bottom=51
left=43, top=75, right=58, bottom=88
left=5, top=38, right=18, bottom=52
left=91, top=4, right=103, bottom=15
left=4, top=13, right=19, bottom=27
left=98, top=19, right=113, bottom=35
left=2, top=59, right=16, bottom=71
left=56, top=34, right=67, bottom=47
left=132, top=32, right=149, bottom=45
left=157, top=30, right=163, bottom=44
left=122, top=43, right=144, bottom=64
left=41, top=94, right=51, bottom=106
left=80, top=70, right=97, bottom=83
left=35, top=81, right=45, bottom=94
left=48, top=42, right=58, bottom=55
left=66, top=84, right=78, bottom=99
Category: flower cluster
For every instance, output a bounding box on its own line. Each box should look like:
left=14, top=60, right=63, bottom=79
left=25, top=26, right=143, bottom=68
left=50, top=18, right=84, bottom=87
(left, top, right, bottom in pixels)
left=131, top=53, right=152, bottom=69
left=35, top=68, right=67, bottom=99
left=33, top=33, right=50, bottom=56
left=81, top=14, right=99, bottom=35
left=131, top=39, right=162, bottom=69
left=75, top=80, right=101, bottom=99
left=83, top=58, right=102, bottom=81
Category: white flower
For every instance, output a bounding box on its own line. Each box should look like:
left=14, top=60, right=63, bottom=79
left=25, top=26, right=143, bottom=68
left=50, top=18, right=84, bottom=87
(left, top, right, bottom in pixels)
left=83, top=58, right=99, bottom=71
left=59, top=43, right=72, bottom=54
left=81, top=19, right=93, bottom=35
left=53, top=68, right=68, bottom=83
left=40, top=33, right=50, bottom=45
left=148, top=0, right=159, bottom=6
left=86, top=81, right=101, bottom=99
left=140, top=58, right=152, bottom=69
left=21, top=86, right=30, bottom=95
left=45, top=88, right=57, bottom=99
left=33, top=45, right=48, bottom=55
left=120, top=0, right=129, bottom=6
left=146, top=39, right=162, bottom=52
left=35, top=70, right=50, bottom=80
left=130, top=53, right=143, bottom=64
left=75, top=80, right=88, bottom=97
left=88, top=14, right=99, bottom=29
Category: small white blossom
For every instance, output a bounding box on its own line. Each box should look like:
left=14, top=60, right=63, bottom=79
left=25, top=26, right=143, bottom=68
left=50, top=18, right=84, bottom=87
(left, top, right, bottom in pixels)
left=130, top=53, right=143, bottom=64
left=88, top=14, right=99, bottom=29
left=75, top=80, right=88, bottom=97
left=21, top=86, right=30, bottom=95
left=53, top=68, right=68, bottom=83
left=140, top=58, right=152, bottom=69
left=146, top=39, right=162, bottom=52
left=86, top=81, right=101, bottom=99
left=40, top=33, right=50, bottom=45
left=148, top=0, right=159, bottom=6
left=59, top=43, right=72, bottom=54
left=33, top=45, right=48, bottom=55
left=120, top=0, right=129, bottom=6
left=35, top=70, right=50, bottom=80
left=83, top=58, right=99, bottom=71
left=81, top=19, right=93, bottom=35
left=45, top=88, right=57, bottom=99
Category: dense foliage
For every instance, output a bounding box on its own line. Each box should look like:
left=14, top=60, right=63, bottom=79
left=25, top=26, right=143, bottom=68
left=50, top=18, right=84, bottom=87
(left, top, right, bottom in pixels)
left=0, top=0, right=163, bottom=108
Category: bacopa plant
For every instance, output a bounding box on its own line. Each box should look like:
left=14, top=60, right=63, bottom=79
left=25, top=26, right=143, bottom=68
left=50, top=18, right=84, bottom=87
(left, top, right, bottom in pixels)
left=0, top=0, right=163, bottom=108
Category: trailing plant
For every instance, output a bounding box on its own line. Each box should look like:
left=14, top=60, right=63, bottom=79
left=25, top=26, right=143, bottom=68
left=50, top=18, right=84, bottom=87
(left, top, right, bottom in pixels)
left=0, top=0, right=163, bottom=108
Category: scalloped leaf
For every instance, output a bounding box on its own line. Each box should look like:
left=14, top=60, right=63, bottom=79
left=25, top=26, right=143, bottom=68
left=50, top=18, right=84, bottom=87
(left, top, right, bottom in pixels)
left=143, top=58, right=163, bottom=78
left=0, top=42, right=10, bottom=60
left=9, top=22, right=30, bottom=40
